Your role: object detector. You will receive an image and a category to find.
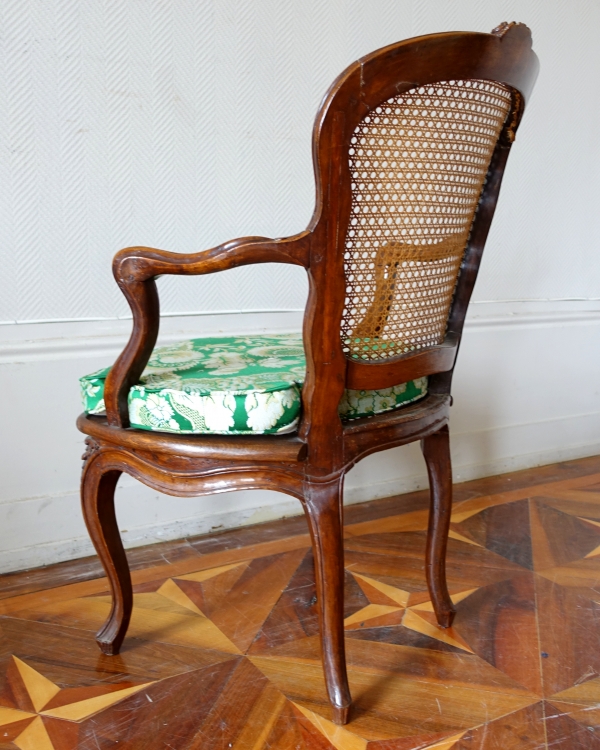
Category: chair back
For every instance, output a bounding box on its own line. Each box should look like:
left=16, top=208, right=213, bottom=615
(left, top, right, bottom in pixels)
left=341, top=80, right=512, bottom=362
left=299, top=23, right=538, bottom=473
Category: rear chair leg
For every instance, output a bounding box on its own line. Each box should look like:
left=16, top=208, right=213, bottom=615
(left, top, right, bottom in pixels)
left=81, top=448, right=132, bottom=654
left=303, top=478, right=352, bottom=725
left=421, top=425, right=456, bottom=628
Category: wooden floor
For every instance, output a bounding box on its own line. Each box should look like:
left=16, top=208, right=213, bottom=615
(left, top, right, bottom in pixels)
left=1, top=457, right=600, bottom=749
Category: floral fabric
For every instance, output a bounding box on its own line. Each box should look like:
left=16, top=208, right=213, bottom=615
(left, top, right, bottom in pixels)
left=80, top=333, right=427, bottom=435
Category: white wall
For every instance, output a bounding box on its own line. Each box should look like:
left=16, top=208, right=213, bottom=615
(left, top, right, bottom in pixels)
left=1, top=0, right=599, bottom=573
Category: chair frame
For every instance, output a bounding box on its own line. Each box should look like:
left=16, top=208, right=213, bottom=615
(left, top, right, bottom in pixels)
left=77, top=22, right=538, bottom=725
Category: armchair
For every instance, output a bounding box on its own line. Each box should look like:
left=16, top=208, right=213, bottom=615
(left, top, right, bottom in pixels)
left=77, top=22, right=538, bottom=725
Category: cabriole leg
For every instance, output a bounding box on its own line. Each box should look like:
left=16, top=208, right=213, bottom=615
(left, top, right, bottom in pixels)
left=421, top=424, right=456, bottom=628
left=303, top=478, right=352, bottom=725
left=81, top=447, right=131, bottom=654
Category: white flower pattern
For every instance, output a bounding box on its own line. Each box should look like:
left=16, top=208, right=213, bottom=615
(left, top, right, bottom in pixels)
left=203, top=351, right=249, bottom=374
left=150, top=341, right=205, bottom=368
left=169, top=391, right=236, bottom=433
left=80, top=333, right=427, bottom=435
left=146, top=394, right=175, bottom=422
left=245, top=390, right=299, bottom=432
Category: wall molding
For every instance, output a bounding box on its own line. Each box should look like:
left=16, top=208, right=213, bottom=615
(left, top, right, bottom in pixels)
left=466, top=309, right=600, bottom=331
left=0, top=310, right=305, bottom=364
left=1, top=302, right=598, bottom=574
left=1, top=408, right=599, bottom=574
left=1, top=302, right=599, bottom=365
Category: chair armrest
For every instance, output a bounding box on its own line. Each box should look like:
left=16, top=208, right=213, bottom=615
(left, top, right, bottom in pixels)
left=104, top=232, right=311, bottom=427
left=113, top=233, right=310, bottom=283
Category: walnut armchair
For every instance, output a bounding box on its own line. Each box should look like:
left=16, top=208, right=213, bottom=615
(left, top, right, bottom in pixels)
left=77, top=23, right=538, bottom=725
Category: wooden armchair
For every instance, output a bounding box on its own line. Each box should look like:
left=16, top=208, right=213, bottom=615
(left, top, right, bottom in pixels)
left=77, top=23, right=538, bottom=725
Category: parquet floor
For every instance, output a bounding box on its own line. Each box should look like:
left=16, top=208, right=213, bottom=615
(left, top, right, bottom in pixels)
left=2, top=457, right=600, bottom=749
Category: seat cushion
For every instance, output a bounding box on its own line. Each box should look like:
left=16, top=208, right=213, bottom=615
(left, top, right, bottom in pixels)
left=80, top=333, right=427, bottom=435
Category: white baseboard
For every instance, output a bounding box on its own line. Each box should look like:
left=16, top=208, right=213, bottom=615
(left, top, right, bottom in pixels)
left=1, top=412, right=598, bottom=575
left=0, top=309, right=305, bottom=364
left=0, top=301, right=599, bottom=574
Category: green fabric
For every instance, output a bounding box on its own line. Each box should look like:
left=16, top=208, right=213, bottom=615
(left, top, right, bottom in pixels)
left=80, top=333, right=427, bottom=435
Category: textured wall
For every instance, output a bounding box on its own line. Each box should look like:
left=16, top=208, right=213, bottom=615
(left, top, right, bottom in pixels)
left=1, top=0, right=599, bottom=325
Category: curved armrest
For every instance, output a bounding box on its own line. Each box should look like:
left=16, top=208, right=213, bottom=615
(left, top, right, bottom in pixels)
left=113, top=233, right=310, bottom=283
left=104, top=232, right=311, bottom=427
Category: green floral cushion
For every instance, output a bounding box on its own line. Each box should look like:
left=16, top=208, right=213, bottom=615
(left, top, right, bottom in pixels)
left=80, top=333, right=427, bottom=435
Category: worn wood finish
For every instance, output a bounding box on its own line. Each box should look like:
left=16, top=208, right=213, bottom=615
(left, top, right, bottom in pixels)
left=421, top=425, right=455, bottom=628
left=346, top=335, right=458, bottom=391
left=302, top=478, right=351, bottom=724
left=1, top=458, right=599, bottom=748
left=76, top=23, right=539, bottom=723
left=80, top=454, right=129, bottom=655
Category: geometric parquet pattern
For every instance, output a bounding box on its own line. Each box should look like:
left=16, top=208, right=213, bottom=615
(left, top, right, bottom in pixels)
left=2, top=457, right=600, bottom=749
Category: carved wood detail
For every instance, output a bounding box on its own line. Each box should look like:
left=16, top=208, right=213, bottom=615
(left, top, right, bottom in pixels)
left=81, top=437, right=100, bottom=464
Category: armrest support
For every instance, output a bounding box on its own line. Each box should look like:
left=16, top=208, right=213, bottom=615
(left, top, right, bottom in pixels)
left=104, top=278, right=159, bottom=428
left=104, top=232, right=310, bottom=428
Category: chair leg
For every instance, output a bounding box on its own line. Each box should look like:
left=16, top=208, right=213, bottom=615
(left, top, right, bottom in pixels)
left=81, top=456, right=132, bottom=655
left=421, top=424, right=456, bottom=628
left=303, top=479, right=352, bottom=725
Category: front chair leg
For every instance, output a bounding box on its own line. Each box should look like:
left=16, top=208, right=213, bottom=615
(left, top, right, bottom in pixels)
left=303, top=478, right=352, bottom=725
left=421, top=424, right=456, bottom=628
left=81, top=451, right=132, bottom=655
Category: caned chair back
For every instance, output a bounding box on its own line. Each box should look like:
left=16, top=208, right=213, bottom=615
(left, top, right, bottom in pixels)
left=341, top=80, right=512, bottom=361
left=298, top=24, right=539, bottom=472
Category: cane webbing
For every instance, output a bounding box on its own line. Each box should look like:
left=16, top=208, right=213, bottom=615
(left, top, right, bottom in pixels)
left=341, top=79, right=512, bottom=360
